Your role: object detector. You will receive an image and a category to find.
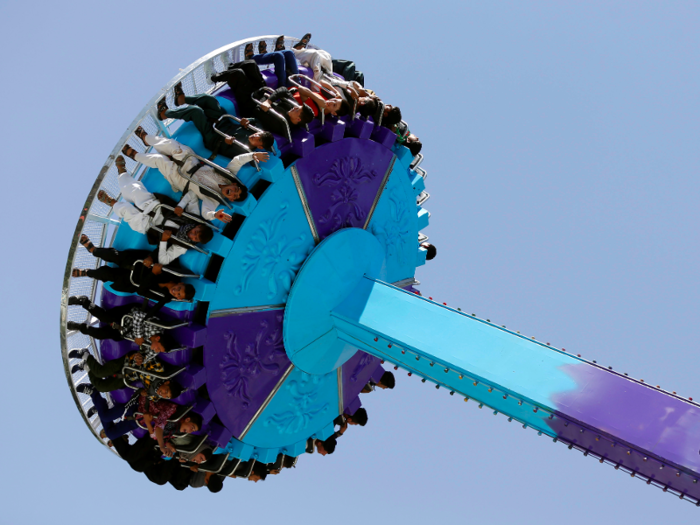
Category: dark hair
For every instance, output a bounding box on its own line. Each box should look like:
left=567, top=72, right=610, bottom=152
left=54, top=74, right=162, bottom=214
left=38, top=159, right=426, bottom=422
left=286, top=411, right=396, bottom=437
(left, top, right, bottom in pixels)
left=208, top=475, right=224, bottom=493
left=335, top=100, right=350, bottom=117
left=183, top=284, right=196, bottom=301
left=168, top=381, right=184, bottom=399
left=186, top=412, right=203, bottom=431
left=408, top=140, right=423, bottom=156
left=381, top=371, right=396, bottom=389
left=358, top=98, right=377, bottom=118
left=299, top=105, right=314, bottom=125
left=352, top=407, right=368, bottom=426
left=383, top=106, right=402, bottom=127
left=234, top=181, right=249, bottom=202
left=424, top=243, right=437, bottom=261
left=322, top=436, right=337, bottom=454
left=198, top=224, right=214, bottom=244
left=201, top=448, right=213, bottom=462
left=259, top=131, right=274, bottom=151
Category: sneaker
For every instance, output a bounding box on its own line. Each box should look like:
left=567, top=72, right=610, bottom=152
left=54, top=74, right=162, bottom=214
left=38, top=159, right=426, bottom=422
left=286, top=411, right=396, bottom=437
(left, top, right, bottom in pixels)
left=71, top=362, right=84, bottom=374
left=68, top=296, right=90, bottom=306
left=87, top=406, right=97, bottom=418
left=68, top=348, right=89, bottom=360
left=76, top=383, right=94, bottom=396
left=66, top=321, right=83, bottom=331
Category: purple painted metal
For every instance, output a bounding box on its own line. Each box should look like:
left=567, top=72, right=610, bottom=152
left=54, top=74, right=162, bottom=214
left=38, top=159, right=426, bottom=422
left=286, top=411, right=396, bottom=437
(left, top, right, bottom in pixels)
left=545, top=363, right=700, bottom=496
left=341, top=351, right=380, bottom=410
left=295, top=138, right=395, bottom=240
left=204, top=310, right=291, bottom=437
left=214, top=89, right=240, bottom=116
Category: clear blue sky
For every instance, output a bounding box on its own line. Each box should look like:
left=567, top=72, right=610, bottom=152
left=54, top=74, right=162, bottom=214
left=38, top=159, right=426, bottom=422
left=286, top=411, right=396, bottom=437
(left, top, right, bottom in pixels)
left=1, top=0, right=699, bottom=522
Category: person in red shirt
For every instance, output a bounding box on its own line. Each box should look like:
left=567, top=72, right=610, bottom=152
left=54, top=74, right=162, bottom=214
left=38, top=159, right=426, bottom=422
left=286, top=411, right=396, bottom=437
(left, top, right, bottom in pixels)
left=291, top=85, right=349, bottom=120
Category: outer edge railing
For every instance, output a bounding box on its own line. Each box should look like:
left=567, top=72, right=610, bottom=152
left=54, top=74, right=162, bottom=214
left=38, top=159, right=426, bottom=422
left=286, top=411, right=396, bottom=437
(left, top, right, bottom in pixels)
left=60, top=35, right=302, bottom=452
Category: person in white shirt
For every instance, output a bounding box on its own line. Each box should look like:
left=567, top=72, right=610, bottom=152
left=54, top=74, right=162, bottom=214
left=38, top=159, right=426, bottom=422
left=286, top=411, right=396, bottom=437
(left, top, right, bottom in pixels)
left=122, top=130, right=268, bottom=223
left=97, top=151, right=213, bottom=267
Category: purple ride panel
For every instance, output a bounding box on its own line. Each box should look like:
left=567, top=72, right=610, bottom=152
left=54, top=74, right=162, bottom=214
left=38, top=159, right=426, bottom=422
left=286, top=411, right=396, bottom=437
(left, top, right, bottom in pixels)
left=341, top=351, right=381, bottom=410
left=295, top=138, right=395, bottom=241
left=549, top=363, right=700, bottom=481
left=204, top=309, right=292, bottom=437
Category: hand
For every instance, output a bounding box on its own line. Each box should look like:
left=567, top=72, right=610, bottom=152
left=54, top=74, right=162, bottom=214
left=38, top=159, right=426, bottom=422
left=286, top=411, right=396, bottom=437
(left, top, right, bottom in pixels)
left=133, top=352, right=144, bottom=365
left=224, top=135, right=234, bottom=145
left=173, top=206, right=184, bottom=217
left=152, top=263, right=163, bottom=275
left=150, top=334, right=160, bottom=343
left=215, top=210, right=232, bottom=223
left=240, top=118, right=250, bottom=128
left=161, top=230, right=172, bottom=241
left=160, top=445, right=174, bottom=458
left=143, top=256, right=153, bottom=268
left=253, top=151, right=270, bottom=163
left=190, top=465, right=199, bottom=472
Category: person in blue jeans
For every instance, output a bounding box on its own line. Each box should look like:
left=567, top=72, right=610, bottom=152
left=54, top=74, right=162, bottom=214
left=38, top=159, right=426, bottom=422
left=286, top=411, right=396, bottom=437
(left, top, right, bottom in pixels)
left=250, top=40, right=298, bottom=88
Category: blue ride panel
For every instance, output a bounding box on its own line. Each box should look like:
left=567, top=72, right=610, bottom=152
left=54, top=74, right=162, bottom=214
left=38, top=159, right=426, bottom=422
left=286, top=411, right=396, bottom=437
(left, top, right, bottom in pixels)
left=241, top=367, right=338, bottom=449
left=208, top=170, right=315, bottom=312
left=367, top=159, right=420, bottom=284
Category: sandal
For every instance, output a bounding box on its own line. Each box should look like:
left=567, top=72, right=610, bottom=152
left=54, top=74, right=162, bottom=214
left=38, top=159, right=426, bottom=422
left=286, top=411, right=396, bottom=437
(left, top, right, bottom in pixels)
left=274, top=35, right=285, bottom=51
left=79, top=234, right=96, bottom=253
left=293, top=33, right=311, bottom=50
left=173, top=81, right=186, bottom=107
left=134, top=126, right=148, bottom=146
left=114, top=155, right=126, bottom=171
left=157, top=97, right=168, bottom=121
left=244, top=42, right=254, bottom=60
left=257, top=40, right=267, bottom=54
left=122, top=144, right=137, bottom=160
left=97, top=189, right=116, bottom=207
left=72, top=268, right=89, bottom=278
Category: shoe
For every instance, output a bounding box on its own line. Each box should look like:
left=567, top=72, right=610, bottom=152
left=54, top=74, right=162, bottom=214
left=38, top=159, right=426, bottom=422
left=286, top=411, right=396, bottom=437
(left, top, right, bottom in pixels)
left=87, top=406, right=97, bottom=418
left=76, top=383, right=94, bottom=396
left=66, top=321, right=83, bottom=332
left=157, top=97, right=168, bottom=121
left=293, top=32, right=311, bottom=50
left=71, top=362, right=84, bottom=374
left=68, top=296, right=90, bottom=306
left=245, top=42, right=254, bottom=60
left=68, top=348, right=89, bottom=360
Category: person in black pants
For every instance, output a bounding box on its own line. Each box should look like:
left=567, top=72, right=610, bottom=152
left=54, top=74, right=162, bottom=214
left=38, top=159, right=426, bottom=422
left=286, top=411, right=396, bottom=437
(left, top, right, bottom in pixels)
left=72, top=246, right=194, bottom=303
left=160, top=91, right=275, bottom=160
left=210, top=59, right=267, bottom=117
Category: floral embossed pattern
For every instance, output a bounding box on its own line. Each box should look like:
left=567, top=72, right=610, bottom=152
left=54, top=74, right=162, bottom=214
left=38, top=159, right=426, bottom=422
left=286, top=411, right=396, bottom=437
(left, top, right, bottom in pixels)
left=313, top=156, right=377, bottom=231
left=236, top=202, right=312, bottom=300
left=264, top=372, right=329, bottom=435
left=370, top=185, right=412, bottom=265
left=220, top=313, right=287, bottom=408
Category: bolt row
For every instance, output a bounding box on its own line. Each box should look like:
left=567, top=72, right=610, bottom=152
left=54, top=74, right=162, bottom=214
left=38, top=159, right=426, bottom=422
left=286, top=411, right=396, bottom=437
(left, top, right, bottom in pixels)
left=411, top=292, right=697, bottom=406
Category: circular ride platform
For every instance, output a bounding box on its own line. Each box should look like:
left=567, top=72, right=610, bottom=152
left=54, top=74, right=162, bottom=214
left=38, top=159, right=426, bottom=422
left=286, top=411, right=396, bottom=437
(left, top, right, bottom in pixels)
left=61, top=35, right=430, bottom=464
